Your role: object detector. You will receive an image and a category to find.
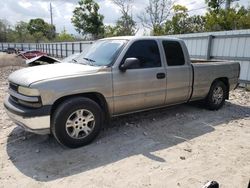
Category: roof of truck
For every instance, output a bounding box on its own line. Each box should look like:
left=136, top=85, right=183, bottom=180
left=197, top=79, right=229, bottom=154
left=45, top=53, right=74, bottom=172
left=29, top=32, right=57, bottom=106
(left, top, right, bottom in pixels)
left=101, top=36, right=182, bottom=41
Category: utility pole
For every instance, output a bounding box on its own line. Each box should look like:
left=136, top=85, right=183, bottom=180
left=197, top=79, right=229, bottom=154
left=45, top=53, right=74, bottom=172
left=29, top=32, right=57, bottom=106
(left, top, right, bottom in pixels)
left=49, top=2, right=55, bottom=38
left=50, top=2, right=53, bottom=26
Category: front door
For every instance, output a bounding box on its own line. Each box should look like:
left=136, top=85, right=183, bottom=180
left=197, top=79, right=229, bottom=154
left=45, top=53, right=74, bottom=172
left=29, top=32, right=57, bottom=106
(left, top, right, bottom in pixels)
left=112, top=40, right=167, bottom=115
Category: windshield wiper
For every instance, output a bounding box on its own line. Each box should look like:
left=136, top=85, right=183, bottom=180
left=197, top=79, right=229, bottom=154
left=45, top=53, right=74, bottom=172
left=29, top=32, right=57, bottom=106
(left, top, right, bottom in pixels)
left=83, top=57, right=96, bottom=66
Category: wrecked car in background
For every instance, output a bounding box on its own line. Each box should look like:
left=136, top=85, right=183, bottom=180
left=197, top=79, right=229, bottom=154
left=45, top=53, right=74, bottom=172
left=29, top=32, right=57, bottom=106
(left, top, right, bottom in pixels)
left=25, top=53, right=81, bottom=66
left=4, top=47, right=17, bottom=54
left=18, top=50, right=47, bottom=59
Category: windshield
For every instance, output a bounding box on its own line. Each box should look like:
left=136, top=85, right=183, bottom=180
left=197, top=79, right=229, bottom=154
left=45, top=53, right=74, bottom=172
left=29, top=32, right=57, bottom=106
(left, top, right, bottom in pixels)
left=73, top=39, right=127, bottom=66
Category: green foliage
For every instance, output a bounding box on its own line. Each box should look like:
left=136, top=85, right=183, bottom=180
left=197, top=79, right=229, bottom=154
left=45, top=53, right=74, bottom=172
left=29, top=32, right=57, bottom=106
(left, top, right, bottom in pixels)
left=15, top=21, right=36, bottom=42
left=104, top=15, right=136, bottom=37
left=72, top=0, right=104, bottom=39
left=151, top=25, right=165, bottom=36
left=186, top=15, right=206, bottom=33
left=0, top=19, right=8, bottom=42
left=165, top=5, right=189, bottom=34
left=205, top=0, right=225, bottom=13
left=107, top=0, right=137, bottom=36
left=55, top=28, right=75, bottom=42
left=115, top=15, right=136, bottom=36
left=104, top=25, right=117, bottom=37
left=205, top=6, right=250, bottom=31
left=0, top=18, right=58, bottom=43
left=27, top=18, right=55, bottom=41
left=165, top=5, right=206, bottom=34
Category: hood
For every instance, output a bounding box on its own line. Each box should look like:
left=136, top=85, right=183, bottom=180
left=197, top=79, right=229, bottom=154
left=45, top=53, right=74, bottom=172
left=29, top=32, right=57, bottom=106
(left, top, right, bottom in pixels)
left=9, top=63, right=101, bottom=86
left=25, top=55, right=61, bottom=64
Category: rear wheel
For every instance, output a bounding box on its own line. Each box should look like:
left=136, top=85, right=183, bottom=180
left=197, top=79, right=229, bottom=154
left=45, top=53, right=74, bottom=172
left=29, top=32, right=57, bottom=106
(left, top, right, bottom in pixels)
left=51, top=97, right=103, bottom=148
left=205, top=81, right=227, bottom=110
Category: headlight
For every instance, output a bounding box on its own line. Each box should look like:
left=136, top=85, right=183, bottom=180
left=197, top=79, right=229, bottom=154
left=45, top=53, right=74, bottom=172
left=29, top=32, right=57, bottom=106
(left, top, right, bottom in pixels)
left=18, top=86, right=40, bottom=96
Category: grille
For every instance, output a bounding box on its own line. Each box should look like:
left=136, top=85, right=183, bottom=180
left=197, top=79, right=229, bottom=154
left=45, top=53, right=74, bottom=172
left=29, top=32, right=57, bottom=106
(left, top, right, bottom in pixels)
left=9, top=82, right=18, bottom=92
left=9, top=95, right=19, bottom=104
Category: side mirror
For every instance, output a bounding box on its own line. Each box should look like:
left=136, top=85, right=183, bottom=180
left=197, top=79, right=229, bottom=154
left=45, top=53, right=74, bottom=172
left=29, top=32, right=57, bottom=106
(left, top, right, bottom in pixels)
left=120, top=58, right=140, bottom=72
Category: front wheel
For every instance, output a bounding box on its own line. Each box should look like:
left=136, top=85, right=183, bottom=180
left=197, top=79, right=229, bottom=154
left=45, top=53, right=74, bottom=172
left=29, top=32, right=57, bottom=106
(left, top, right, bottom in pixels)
left=51, top=97, right=103, bottom=148
left=205, top=81, right=227, bottom=110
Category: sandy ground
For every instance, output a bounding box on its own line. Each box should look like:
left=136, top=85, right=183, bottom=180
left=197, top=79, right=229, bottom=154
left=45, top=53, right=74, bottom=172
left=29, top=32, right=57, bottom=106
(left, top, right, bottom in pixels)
left=0, top=54, right=249, bottom=188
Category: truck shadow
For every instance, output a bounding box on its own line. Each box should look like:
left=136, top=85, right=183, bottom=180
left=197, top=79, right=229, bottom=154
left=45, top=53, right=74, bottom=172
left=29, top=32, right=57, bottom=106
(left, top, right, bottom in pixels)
left=6, top=102, right=250, bottom=182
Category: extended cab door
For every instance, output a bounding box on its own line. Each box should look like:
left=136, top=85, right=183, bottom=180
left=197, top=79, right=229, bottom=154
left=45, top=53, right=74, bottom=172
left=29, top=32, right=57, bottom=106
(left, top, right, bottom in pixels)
left=162, top=40, right=192, bottom=105
left=112, top=40, right=167, bottom=115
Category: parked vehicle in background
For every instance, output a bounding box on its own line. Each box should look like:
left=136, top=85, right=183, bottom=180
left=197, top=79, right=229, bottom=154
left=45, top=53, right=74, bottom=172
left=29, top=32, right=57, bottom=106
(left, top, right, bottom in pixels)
left=18, top=50, right=47, bottom=59
left=4, top=36, right=240, bottom=148
left=4, top=48, right=17, bottom=54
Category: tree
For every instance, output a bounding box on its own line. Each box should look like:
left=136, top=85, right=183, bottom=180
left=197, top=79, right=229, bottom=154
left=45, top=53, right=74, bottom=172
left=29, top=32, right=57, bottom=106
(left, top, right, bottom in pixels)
left=55, top=28, right=75, bottom=42
left=111, top=0, right=137, bottom=36
left=116, top=15, right=136, bottom=35
left=0, top=19, right=8, bottom=42
left=104, top=15, right=136, bottom=37
left=205, top=0, right=225, bottom=13
left=15, top=21, right=36, bottom=43
left=27, top=18, right=55, bottom=41
left=104, top=25, right=118, bottom=37
left=72, top=0, right=104, bottom=39
left=205, top=6, right=250, bottom=31
left=165, top=5, right=189, bottom=34
left=138, top=0, right=173, bottom=35
left=15, top=21, right=28, bottom=41
left=165, top=5, right=206, bottom=34
left=236, top=6, right=250, bottom=29
left=186, top=15, right=206, bottom=33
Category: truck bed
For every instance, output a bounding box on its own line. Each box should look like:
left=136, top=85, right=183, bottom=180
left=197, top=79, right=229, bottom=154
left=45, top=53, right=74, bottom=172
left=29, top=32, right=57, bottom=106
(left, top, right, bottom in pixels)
left=190, top=61, right=240, bottom=101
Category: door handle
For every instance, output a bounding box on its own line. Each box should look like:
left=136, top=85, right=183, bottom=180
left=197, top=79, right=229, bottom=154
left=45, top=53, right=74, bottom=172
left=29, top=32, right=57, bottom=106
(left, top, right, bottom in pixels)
left=156, top=73, right=166, bottom=79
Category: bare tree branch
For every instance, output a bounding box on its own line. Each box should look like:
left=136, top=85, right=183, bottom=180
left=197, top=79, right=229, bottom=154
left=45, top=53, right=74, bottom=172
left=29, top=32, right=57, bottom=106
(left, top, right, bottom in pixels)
left=110, top=0, right=137, bottom=35
left=138, top=0, right=174, bottom=30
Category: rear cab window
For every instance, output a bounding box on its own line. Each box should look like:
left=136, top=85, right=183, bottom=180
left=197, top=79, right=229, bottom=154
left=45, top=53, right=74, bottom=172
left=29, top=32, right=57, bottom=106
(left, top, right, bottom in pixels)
left=162, top=41, right=185, bottom=66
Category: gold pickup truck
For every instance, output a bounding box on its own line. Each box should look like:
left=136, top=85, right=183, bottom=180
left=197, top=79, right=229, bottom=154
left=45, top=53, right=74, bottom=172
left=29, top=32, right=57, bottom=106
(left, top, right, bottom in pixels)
left=4, top=36, right=240, bottom=148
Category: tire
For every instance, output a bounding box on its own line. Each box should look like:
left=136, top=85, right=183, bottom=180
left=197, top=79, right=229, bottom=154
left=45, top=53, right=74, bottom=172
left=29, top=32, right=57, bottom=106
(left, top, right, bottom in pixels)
left=51, top=97, right=103, bottom=148
left=205, top=80, right=227, bottom=110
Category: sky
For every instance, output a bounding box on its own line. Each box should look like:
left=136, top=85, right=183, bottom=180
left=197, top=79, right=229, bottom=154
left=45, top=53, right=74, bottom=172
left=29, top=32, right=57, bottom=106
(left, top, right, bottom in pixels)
left=0, top=0, right=250, bottom=35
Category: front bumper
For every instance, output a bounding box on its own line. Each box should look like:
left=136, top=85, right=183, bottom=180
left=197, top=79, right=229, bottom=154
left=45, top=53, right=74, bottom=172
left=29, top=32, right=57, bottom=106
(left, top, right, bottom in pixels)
left=4, top=97, right=51, bottom=135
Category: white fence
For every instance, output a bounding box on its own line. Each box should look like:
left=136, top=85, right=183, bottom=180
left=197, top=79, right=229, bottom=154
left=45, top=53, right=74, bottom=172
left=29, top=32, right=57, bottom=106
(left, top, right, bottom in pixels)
left=1, top=29, right=250, bottom=83
left=0, top=41, right=93, bottom=58
left=173, top=29, right=250, bottom=83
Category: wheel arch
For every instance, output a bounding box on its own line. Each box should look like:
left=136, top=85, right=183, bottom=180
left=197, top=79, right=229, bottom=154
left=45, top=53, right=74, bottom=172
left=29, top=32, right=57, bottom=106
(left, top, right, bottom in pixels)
left=210, top=77, right=229, bottom=99
left=51, top=92, right=110, bottom=125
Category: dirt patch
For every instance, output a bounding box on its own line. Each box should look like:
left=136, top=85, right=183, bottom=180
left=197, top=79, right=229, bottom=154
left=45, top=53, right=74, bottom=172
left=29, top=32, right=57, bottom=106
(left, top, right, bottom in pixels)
left=0, top=64, right=249, bottom=188
left=0, top=52, right=26, bottom=68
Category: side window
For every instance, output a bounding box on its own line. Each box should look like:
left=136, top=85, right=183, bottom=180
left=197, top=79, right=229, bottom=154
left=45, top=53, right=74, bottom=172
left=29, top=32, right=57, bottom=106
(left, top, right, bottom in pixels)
left=123, top=40, right=161, bottom=69
left=162, top=41, right=185, bottom=66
